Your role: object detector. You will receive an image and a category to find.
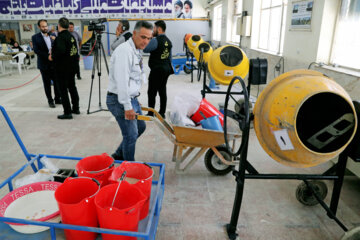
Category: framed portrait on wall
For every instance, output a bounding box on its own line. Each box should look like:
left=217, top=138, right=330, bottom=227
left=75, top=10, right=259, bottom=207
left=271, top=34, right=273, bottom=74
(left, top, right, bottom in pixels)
left=23, top=24, right=33, bottom=32
left=290, top=0, right=314, bottom=30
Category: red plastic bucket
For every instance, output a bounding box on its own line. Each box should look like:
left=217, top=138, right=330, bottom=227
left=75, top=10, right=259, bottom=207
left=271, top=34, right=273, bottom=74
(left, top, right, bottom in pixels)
left=95, top=181, right=147, bottom=240
left=54, top=177, right=100, bottom=240
left=109, top=162, right=153, bottom=220
left=191, top=98, right=224, bottom=126
left=76, top=153, right=114, bottom=186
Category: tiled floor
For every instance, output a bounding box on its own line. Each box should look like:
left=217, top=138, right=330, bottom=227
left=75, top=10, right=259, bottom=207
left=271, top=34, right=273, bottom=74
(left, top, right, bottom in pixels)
left=0, top=58, right=359, bottom=240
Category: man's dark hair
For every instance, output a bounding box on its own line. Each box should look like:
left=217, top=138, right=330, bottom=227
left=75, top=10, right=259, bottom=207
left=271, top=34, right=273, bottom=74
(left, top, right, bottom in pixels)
left=134, top=20, right=153, bottom=32
left=120, top=20, right=130, bottom=31
left=58, top=17, right=69, bottom=29
left=69, top=22, right=74, bottom=26
left=184, top=0, right=193, bottom=8
left=154, top=20, right=166, bottom=32
left=37, top=19, right=48, bottom=27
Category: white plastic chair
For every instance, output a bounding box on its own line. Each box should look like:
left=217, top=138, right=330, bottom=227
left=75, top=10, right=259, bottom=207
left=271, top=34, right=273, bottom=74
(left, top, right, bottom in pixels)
left=9, top=52, right=26, bottom=75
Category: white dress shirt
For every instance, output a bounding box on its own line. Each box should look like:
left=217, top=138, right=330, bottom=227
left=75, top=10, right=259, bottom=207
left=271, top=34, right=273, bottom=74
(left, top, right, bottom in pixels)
left=108, top=38, right=146, bottom=111
left=41, top=32, right=51, bottom=53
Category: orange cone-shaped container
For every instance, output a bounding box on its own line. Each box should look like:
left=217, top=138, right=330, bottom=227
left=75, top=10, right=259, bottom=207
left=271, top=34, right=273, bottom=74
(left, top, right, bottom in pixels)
left=109, top=162, right=153, bottom=220
left=95, top=182, right=147, bottom=240
left=76, top=153, right=114, bottom=186
left=55, top=177, right=100, bottom=240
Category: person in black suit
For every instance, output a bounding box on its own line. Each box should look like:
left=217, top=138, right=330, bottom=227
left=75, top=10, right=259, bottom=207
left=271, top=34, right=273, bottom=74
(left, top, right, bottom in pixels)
left=32, top=19, right=61, bottom=108
left=50, top=17, right=80, bottom=120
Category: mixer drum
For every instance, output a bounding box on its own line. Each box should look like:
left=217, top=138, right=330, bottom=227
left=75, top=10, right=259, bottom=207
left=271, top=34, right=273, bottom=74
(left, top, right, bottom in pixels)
left=253, top=69, right=357, bottom=168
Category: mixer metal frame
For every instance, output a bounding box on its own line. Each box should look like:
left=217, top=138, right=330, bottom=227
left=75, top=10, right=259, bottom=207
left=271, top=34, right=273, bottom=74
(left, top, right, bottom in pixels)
left=224, top=76, right=360, bottom=240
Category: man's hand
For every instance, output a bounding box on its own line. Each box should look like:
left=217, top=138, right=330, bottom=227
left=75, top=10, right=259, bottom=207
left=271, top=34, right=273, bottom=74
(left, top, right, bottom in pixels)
left=125, top=109, right=137, bottom=120
left=48, top=54, right=53, bottom=61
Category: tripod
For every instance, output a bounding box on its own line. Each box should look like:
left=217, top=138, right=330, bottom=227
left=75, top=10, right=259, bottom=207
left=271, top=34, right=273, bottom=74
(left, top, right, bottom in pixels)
left=87, top=32, right=109, bottom=114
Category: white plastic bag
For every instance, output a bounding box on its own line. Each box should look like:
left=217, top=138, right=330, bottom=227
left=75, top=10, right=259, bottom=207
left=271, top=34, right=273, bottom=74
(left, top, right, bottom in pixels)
left=14, top=169, right=54, bottom=188
left=170, top=93, right=201, bottom=126
left=40, top=156, right=59, bottom=173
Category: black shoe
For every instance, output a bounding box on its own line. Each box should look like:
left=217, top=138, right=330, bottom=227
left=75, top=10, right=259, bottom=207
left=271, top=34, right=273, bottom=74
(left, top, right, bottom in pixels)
left=146, top=113, right=154, bottom=117
left=77, top=76, right=82, bottom=80
left=72, top=109, right=80, bottom=114
left=111, top=153, right=123, bottom=160
left=55, top=99, right=62, bottom=104
left=159, top=113, right=166, bottom=119
left=57, top=114, right=73, bottom=120
left=49, top=102, right=56, bottom=108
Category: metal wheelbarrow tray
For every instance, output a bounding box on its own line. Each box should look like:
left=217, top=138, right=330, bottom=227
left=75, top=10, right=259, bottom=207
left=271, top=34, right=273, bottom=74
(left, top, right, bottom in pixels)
left=140, top=107, right=242, bottom=175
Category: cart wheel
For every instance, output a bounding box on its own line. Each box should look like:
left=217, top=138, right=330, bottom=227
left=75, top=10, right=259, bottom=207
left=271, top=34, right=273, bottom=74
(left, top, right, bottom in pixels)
left=184, top=65, right=192, bottom=74
left=204, top=146, right=233, bottom=175
left=341, top=226, right=360, bottom=240
left=295, top=181, right=328, bottom=206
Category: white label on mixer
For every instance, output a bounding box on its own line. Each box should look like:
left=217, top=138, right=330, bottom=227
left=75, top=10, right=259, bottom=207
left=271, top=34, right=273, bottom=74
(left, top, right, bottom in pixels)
left=224, top=70, right=234, bottom=76
left=273, top=129, right=294, bottom=151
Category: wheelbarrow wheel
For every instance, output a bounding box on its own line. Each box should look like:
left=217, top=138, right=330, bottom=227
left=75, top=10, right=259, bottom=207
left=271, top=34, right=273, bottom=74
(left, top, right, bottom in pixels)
left=184, top=65, right=192, bottom=74
left=295, top=181, right=328, bottom=206
left=341, top=226, right=360, bottom=240
left=204, top=146, right=233, bottom=175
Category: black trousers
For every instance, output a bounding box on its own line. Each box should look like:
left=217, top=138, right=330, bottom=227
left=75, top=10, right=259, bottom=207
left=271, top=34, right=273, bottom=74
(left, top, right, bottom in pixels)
left=40, top=68, right=61, bottom=104
left=75, top=61, right=81, bottom=79
left=57, top=71, right=79, bottom=115
left=147, top=67, right=171, bottom=115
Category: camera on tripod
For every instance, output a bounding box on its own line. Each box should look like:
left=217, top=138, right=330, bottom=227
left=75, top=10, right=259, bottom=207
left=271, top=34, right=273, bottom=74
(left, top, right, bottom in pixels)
left=88, top=18, right=107, bottom=32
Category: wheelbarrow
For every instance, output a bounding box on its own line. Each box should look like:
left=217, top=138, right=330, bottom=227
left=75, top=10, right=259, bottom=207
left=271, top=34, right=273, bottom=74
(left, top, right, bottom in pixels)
left=138, top=107, right=241, bottom=175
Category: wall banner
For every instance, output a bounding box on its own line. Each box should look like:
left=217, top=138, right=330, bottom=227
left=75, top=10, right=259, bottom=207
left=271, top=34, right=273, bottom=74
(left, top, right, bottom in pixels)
left=0, top=0, right=182, bottom=20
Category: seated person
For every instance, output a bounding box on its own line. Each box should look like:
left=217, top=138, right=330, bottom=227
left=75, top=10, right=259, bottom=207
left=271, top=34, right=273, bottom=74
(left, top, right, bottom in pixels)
left=12, top=42, right=24, bottom=62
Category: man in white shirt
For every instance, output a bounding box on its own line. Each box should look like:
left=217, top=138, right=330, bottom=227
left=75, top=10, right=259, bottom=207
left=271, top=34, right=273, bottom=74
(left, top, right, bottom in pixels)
left=106, top=20, right=153, bottom=161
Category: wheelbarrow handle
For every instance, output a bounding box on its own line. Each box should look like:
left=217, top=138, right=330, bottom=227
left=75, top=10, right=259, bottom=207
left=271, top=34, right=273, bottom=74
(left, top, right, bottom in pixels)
left=136, top=115, right=153, bottom=121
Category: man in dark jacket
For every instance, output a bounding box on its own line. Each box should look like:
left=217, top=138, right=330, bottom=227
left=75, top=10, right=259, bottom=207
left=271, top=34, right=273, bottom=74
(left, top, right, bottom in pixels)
left=50, top=17, right=80, bottom=120
left=143, top=20, right=174, bottom=118
left=0, top=30, right=7, bottom=44
left=32, top=19, right=61, bottom=108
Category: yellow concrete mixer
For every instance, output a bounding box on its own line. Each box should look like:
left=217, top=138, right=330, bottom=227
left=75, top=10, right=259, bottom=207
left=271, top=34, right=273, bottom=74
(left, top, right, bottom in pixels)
left=193, top=42, right=213, bottom=63
left=208, top=45, right=249, bottom=85
left=253, top=69, right=358, bottom=168
left=186, top=35, right=204, bottom=53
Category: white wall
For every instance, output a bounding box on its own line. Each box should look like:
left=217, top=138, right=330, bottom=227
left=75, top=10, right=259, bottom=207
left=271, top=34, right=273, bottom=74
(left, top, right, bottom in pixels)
left=207, top=0, right=360, bottom=100
left=106, top=20, right=211, bottom=55
left=19, top=19, right=82, bottom=42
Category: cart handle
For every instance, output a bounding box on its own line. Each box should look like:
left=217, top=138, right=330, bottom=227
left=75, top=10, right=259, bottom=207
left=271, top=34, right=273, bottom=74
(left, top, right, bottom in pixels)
left=141, top=107, right=175, bottom=134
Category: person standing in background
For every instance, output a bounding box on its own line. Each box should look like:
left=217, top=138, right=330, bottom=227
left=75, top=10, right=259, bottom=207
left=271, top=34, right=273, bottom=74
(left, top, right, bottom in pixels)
left=0, top=30, right=7, bottom=44
left=69, top=22, right=82, bottom=80
left=32, top=19, right=61, bottom=108
left=143, top=20, right=174, bottom=119
left=50, top=17, right=80, bottom=120
left=110, top=20, right=132, bottom=51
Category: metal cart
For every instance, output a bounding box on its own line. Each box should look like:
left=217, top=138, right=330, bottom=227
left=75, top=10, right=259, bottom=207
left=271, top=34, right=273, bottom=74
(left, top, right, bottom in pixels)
left=0, top=105, right=165, bottom=240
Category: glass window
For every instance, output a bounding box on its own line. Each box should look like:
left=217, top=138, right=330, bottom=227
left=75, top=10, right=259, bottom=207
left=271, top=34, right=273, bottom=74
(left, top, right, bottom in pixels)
left=331, top=0, right=360, bottom=70
left=213, top=4, right=222, bottom=41
left=257, top=0, right=287, bottom=54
